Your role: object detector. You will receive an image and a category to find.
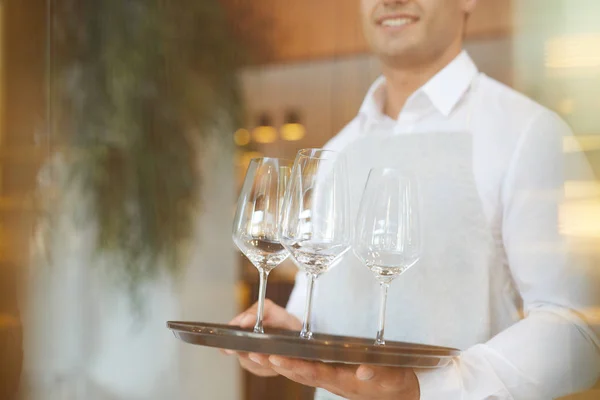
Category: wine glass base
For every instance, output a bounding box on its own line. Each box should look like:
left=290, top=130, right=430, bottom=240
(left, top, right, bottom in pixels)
left=299, top=331, right=313, bottom=340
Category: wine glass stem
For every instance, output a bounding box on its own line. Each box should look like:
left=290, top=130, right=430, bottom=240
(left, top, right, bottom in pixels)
left=300, top=273, right=317, bottom=339
left=253, top=268, right=270, bottom=333
left=376, top=281, right=390, bottom=346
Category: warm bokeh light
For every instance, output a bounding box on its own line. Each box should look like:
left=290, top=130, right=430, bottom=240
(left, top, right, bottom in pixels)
left=560, top=199, right=600, bottom=238
left=564, top=135, right=600, bottom=153
left=234, top=128, right=251, bottom=146
left=545, top=33, right=600, bottom=69
left=281, top=122, right=306, bottom=141
left=556, top=98, right=575, bottom=116
left=561, top=181, right=600, bottom=239
left=252, top=125, right=277, bottom=144
left=565, top=180, right=600, bottom=201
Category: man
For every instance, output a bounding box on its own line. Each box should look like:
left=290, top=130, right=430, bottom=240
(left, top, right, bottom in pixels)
left=227, top=0, right=600, bottom=398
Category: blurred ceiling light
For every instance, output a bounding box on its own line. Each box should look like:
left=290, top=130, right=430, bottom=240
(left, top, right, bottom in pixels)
left=557, top=98, right=575, bottom=116
left=281, top=110, right=306, bottom=141
left=252, top=113, right=277, bottom=144
left=563, top=135, right=600, bottom=153
left=564, top=180, right=600, bottom=201
left=545, top=34, right=600, bottom=69
left=234, top=128, right=251, bottom=146
left=561, top=180, right=600, bottom=238
left=560, top=199, right=600, bottom=238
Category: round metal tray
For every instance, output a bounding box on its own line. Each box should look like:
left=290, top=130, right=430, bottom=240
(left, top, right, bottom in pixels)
left=167, top=321, right=460, bottom=368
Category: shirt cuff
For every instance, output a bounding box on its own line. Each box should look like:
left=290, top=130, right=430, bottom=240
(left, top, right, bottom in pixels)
left=415, top=358, right=463, bottom=400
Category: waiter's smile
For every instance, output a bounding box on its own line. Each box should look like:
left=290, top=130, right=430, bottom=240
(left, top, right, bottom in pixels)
left=376, top=13, right=419, bottom=33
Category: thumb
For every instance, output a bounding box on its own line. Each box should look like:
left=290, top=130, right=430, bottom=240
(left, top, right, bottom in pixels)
left=262, top=302, right=302, bottom=330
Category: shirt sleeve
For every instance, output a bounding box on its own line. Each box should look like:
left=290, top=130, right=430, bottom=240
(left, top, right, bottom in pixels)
left=416, top=110, right=600, bottom=399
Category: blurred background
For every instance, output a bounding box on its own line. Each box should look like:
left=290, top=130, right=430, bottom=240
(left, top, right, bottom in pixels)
left=0, top=0, right=598, bottom=399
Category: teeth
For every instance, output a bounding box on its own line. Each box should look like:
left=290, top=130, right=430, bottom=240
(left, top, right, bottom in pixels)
left=381, top=18, right=412, bottom=27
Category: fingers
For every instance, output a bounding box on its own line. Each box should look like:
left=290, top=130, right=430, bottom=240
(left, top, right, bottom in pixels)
left=228, top=309, right=255, bottom=327
left=267, top=357, right=320, bottom=387
left=246, top=352, right=271, bottom=367
left=263, top=305, right=303, bottom=330
left=265, top=358, right=416, bottom=398
left=238, top=353, right=278, bottom=378
left=219, top=348, right=235, bottom=356
left=266, top=357, right=358, bottom=398
left=228, top=299, right=267, bottom=327
left=223, top=300, right=303, bottom=380
left=234, top=312, right=257, bottom=329
left=220, top=347, right=279, bottom=378
left=268, top=356, right=350, bottom=387
left=228, top=299, right=302, bottom=331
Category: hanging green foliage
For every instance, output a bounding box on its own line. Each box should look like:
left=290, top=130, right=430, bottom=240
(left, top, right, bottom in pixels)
left=40, top=0, right=245, bottom=298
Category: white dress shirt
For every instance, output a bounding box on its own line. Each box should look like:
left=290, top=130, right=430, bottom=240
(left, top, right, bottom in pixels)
left=286, top=51, right=600, bottom=399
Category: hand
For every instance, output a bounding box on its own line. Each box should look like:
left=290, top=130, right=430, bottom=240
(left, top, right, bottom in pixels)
left=224, top=299, right=302, bottom=378
left=246, top=354, right=420, bottom=400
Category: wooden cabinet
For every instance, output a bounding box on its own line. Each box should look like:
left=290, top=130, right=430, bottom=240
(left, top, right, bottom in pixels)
left=0, top=0, right=48, bottom=398
left=222, top=0, right=513, bottom=63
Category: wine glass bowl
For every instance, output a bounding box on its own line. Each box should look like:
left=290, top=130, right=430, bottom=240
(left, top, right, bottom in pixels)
left=353, top=168, right=422, bottom=345
left=281, top=149, right=351, bottom=339
left=233, top=157, right=292, bottom=333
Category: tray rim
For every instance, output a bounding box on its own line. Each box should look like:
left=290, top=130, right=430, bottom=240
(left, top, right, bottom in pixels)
left=167, top=321, right=461, bottom=359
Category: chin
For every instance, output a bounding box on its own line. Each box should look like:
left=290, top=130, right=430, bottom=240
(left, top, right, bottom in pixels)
left=378, top=48, right=424, bottom=67
left=376, top=37, right=418, bottom=55
left=378, top=44, right=416, bottom=59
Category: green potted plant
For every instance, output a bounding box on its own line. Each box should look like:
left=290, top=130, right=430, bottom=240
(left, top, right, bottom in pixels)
left=36, top=0, right=250, bottom=307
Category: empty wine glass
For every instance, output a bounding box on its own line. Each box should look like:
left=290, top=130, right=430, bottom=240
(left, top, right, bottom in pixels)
left=233, top=157, right=292, bottom=333
left=281, top=149, right=351, bottom=339
left=353, top=168, right=422, bottom=346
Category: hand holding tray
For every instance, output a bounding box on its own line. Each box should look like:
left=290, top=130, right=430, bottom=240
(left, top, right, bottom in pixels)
left=167, top=321, right=460, bottom=368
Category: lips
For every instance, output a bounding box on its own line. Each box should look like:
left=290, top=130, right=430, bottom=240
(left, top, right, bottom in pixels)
left=376, top=14, right=419, bottom=28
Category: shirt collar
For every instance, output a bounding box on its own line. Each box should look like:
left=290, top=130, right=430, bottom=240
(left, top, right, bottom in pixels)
left=358, top=50, right=479, bottom=127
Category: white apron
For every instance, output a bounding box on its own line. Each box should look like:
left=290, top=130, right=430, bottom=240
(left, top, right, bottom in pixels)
left=313, top=90, right=520, bottom=399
